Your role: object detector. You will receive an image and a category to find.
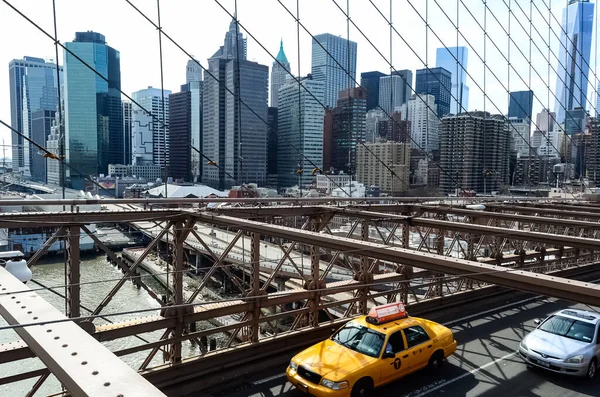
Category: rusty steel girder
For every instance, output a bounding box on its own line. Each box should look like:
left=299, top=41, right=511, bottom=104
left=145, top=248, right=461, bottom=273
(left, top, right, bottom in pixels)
left=192, top=212, right=600, bottom=306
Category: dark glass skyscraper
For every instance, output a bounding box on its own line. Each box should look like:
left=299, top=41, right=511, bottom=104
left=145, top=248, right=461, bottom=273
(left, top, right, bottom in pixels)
left=169, top=86, right=192, bottom=181
left=415, top=67, right=452, bottom=118
left=64, top=31, right=122, bottom=189
left=554, top=0, right=594, bottom=123
left=30, top=109, right=56, bottom=183
left=203, top=20, right=268, bottom=189
left=435, top=47, right=469, bottom=114
left=508, top=90, right=534, bottom=120
left=331, top=87, right=367, bottom=174
left=360, top=71, right=386, bottom=111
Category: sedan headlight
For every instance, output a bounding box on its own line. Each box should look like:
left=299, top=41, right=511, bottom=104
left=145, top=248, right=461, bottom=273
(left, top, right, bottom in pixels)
left=564, top=354, right=585, bottom=364
left=289, top=360, right=298, bottom=370
left=320, top=378, right=349, bottom=390
left=520, top=339, right=528, bottom=351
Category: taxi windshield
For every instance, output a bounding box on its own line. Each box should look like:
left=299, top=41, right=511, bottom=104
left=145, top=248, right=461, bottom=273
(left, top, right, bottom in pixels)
left=331, top=322, right=385, bottom=358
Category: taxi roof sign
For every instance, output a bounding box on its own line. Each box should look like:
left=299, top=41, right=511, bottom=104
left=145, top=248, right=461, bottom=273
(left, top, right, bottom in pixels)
left=365, top=303, right=408, bottom=325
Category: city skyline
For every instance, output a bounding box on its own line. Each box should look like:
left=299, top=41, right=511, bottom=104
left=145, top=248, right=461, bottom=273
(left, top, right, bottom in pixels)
left=2, top=0, right=598, bottom=151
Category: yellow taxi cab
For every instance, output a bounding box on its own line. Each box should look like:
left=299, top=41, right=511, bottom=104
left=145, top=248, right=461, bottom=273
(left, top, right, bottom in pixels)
left=286, top=303, right=456, bottom=397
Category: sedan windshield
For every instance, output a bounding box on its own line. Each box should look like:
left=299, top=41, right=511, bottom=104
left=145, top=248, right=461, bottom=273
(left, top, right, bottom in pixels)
left=539, top=315, right=596, bottom=343
left=332, top=322, right=385, bottom=358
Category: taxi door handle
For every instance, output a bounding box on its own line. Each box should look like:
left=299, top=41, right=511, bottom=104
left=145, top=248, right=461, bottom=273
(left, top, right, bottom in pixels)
left=403, top=354, right=409, bottom=358
left=427, top=345, right=432, bottom=349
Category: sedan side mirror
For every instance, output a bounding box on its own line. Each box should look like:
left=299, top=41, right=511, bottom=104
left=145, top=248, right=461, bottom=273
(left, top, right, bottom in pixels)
left=533, top=319, right=541, bottom=325
left=382, top=352, right=395, bottom=359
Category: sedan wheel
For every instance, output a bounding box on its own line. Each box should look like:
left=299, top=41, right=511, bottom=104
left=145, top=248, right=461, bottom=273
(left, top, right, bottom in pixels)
left=586, top=359, right=597, bottom=380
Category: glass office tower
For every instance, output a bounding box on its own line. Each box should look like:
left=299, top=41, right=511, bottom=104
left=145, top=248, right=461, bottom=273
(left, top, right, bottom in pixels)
left=554, top=0, right=594, bottom=124
left=508, top=90, right=534, bottom=120
left=64, top=31, right=122, bottom=189
left=415, top=67, right=452, bottom=118
left=311, top=33, right=357, bottom=108
left=8, top=56, right=61, bottom=178
left=435, top=47, right=469, bottom=114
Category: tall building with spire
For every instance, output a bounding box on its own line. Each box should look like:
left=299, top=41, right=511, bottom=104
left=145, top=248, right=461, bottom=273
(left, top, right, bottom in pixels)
left=223, top=18, right=247, bottom=60
left=203, top=19, right=268, bottom=189
left=554, top=0, right=594, bottom=124
left=270, top=40, right=291, bottom=108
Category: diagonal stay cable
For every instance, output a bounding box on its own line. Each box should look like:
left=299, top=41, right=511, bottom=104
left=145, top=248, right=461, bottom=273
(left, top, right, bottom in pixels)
left=275, top=0, right=476, bottom=194
left=122, top=0, right=353, bottom=197
left=404, top=0, right=580, bottom=196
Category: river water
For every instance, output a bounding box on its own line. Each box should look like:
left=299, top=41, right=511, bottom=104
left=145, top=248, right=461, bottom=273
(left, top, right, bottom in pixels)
left=0, top=254, right=209, bottom=396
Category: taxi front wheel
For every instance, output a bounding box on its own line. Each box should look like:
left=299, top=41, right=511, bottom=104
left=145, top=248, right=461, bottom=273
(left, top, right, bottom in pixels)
left=351, top=378, right=374, bottom=397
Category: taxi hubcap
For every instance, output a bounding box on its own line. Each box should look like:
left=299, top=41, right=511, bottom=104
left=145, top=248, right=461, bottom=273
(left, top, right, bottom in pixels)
left=589, top=364, right=596, bottom=378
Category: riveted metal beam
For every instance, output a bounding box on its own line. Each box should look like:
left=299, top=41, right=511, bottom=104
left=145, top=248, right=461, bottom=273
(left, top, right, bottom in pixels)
left=0, top=267, right=166, bottom=396
left=192, top=212, right=600, bottom=306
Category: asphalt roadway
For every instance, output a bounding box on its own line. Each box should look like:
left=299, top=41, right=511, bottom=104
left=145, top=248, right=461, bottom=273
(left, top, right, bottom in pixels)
left=207, top=297, right=599, bottom=397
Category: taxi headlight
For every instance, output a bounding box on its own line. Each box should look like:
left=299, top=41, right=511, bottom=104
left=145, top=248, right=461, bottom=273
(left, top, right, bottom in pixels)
left=564, top=354, right=584, bottom=364
left=289, top=360, right=298, bottom=371
left=320, top=378, right=349, bottom=390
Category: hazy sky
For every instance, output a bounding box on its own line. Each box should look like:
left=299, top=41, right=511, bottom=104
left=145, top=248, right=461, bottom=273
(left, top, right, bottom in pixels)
left=1, top=0, right=598, bottom=153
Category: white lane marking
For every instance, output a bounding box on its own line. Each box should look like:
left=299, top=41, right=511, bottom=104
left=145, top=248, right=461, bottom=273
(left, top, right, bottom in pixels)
left=407, top=351, right=518, bottom=397
left=251, top=373, right=287, bottom=386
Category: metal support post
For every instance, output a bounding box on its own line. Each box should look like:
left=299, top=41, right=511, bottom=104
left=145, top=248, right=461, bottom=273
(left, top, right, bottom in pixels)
left=66, top=225, right=80, bottom=319
left=250, top=232, right=262, bottom=342
left=358, top=221, right=371, bottom=314
left=169, top=220, right=185, bottom=363
left=308, top=217, right=325, bottom=327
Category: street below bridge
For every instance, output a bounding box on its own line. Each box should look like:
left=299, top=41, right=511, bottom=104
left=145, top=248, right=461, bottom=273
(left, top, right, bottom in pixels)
left=207, top=297, right=599, bottom=397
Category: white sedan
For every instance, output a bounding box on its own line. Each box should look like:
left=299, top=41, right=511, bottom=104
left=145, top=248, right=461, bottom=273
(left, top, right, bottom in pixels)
left=519, top=309, right=600, bottom=379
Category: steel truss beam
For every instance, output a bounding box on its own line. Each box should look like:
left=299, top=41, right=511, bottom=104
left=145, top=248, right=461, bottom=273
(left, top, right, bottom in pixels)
left=0, top=267, right=166, bottom=396
left=192, top=212, right=600, bottom=306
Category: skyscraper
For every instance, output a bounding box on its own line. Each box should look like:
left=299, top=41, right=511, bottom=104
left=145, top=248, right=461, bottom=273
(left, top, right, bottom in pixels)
left=435, top=46, right=469, bottom=114
left=278, top=76, right=325, bottom=188
left=311, top=33, right=357, bottom=108
left=331, top=87, right=367, bottom=174
left=508, top=90, right=534, bottom=120
left=223, top=19, right=247, bottom=60
left=203, top=20, right=268, bottom=189
left=407, top=94, right=440, bottom=152
left=360, top=71, right=386, bottom=111
left=30, top=110, right=56, bottom=183
left=378, top=70, right=413, bottom=114
left=554, top=0, right=594, bottom=124
left=225, top=59, right=269, bottom=186
left=169, top=86, right=192, bottom=181
left=267, top=107, right=279, bottom=186
left=64, top=31, right=122, bottom=188
left=440, top=112, right=510, bottom=194
left=9, top=56, right=61, bottom=178
left=186, top=58, right=203, bottom=83
left=415, top=67, right=452, bottom=118
left=270, top=40, right=291, bottom=108
left=189, top=81, right=203, bottom=182
left=131, top=87, right=171, bottom=171
left=122, top=101, right=132, bottom=165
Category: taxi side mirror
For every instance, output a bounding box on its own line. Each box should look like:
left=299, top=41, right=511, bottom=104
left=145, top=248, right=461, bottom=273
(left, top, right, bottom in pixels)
left=533, top=319, right=541, bottom=326
left=382, top=352, right=395, bottom=359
